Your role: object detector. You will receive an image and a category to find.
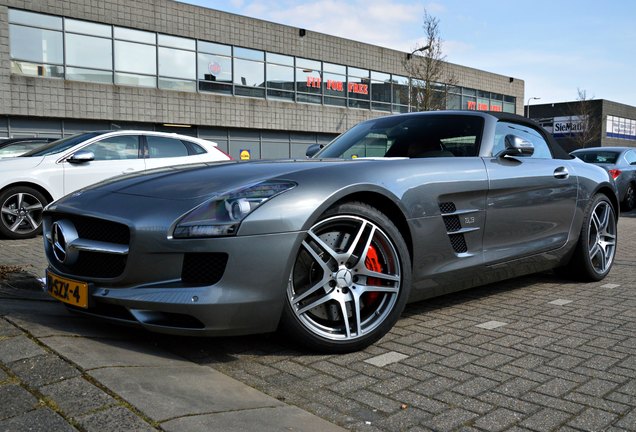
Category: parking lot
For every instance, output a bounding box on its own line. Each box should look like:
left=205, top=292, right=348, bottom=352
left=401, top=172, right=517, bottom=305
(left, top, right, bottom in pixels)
left=1, top=213, right=635, bottom=431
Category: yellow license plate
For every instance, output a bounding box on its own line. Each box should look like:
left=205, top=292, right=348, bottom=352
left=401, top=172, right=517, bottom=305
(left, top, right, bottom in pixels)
left=47, top=271, right=89, bottom=309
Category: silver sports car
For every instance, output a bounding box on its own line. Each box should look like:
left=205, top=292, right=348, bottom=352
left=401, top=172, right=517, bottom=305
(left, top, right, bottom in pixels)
left=43, top=111, right=618, bottom=352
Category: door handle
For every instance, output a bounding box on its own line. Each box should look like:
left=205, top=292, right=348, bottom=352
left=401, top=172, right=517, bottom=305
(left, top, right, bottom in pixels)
left=554, top=167, right=569, bottom=179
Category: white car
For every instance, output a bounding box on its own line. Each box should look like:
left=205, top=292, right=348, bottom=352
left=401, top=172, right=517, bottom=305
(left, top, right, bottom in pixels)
left=0, top=130, right=231, bottom=239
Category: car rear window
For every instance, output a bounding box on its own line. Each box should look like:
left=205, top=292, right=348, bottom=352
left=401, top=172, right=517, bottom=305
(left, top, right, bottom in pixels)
left=575, top=151, right=619, bottom=164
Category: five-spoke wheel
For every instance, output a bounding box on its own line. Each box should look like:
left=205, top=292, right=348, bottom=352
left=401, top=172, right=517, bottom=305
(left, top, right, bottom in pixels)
left=566, top=194, right=617, bottom=281
left=283, top=202, right=411, bottom=353
left=0, top=186, right=47, bottom=239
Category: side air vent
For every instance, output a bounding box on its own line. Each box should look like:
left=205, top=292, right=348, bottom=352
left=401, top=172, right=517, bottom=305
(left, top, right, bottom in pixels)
left=181, top=253, right=228, bottom=285
left=439, top=202, right=471, bottom=254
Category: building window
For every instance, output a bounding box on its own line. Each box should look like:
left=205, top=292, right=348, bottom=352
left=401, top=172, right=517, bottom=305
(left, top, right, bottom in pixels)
left=65, top=18, right=113, bottom=84
left=323, top=63, right=346, bottom=107
left=158, top=35, right=196, bottom=92
left=9, top=10, right=64, bottom=78
left=114, top=28, right=157, bottom=88
left=266, top=53, right=294, bottom=101
left=234, top=48, right=265, bottom=98
left=198, top=42, right=233, bottom=94
left=296, top=58, right=322, bottom=104
left=391, top=75, right=409, bottom=113
left=370, top=71, right=391, bottom=112
left=347, top=67, right=370, bottom=109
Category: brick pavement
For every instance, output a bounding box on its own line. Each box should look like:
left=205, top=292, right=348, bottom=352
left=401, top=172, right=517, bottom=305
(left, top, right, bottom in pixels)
left=1, top=213, right=635, bottom=431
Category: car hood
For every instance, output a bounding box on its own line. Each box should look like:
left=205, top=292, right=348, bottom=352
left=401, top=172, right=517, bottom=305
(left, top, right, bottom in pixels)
left=97, top=159, right=364, bottom=200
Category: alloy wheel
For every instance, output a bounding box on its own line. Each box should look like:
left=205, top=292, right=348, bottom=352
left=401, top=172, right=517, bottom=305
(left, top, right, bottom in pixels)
left=1, top=192, right=44, bottom=235
left=587, top=200, right=616, bottom=274
left=287, top=215, right=401, bottom=341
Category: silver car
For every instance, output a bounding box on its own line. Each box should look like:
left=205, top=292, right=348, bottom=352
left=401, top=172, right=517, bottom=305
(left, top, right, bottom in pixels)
left=43, top=111, right=619, bottom=352
left=571, top=147, right=636, bottom=211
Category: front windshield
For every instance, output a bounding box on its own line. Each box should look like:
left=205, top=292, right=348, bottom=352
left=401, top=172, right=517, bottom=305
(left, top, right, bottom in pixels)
left=22, top=132, right=106, bottom=157
left=0, top=141, right=48, bottom=157
left=314, top=114, right=484, bottom=159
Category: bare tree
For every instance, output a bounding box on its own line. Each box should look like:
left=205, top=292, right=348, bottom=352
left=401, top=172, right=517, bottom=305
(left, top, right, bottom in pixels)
left=402, top=10, right=456, bottom=112
left=568, top=89, right=602, bottom=149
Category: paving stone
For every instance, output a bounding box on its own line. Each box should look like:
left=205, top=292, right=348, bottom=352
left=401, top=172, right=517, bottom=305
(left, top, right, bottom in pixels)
left=365, top=351, right=409, bottom=367
left=421, top=407, right=478, bottom=432
left=534, top=377, right=578, bottom=397
left=75, top=405, right=157, bottom=432
left=0, top=335, right=47, bottom=364
left=476, top=321, right=508, bottom=330
left=0, top=318, right=21, bottom=337
left=40, top=376, right=116, bottom=417
left=0, top=407, right=76, bottom=432
left=0, top=384, right=39, bottom=420
left=519, top=407, right=572, bottom=431
left=567, top=407, right=619, bottom=431
left=9, top=354, right=80, bottom=388
left=473, top=407, right=524, bottom=432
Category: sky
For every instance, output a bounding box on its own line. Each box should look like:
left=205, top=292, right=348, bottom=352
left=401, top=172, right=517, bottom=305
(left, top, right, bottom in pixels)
left=180, top=0, right=636, bottom=107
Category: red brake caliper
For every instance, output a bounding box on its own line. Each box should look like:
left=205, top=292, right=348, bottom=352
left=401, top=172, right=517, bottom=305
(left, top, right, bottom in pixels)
left=364, top=245, right=383, bottom=304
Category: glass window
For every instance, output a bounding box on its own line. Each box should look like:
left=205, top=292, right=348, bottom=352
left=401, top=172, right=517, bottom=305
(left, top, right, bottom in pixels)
left=503, top=102, right=515, bottom=113
left=198, top=53, right=232, bottom=83
left=463, top=96, right=477, bottom=111
left=348, top=67, right=369, bottom=79
left=296, top=58, right=321, bottom=71
left=11, top=61, right=64, bottom=78
left=494, top=122, right=552, bottom=159
left=234, top=47, right=264, bottom=61
left=159, top=47, right=195, bottom=79
left=198, top=41, right=231, bottom=56
left=324, top=62, right=346, bottom=75
left=114, top=27, right=155, bottom=44
left=391, top=75, right=409, bottom=108
left=65, top=33, right=112, bottom=69
left=490, top=100, right=503, bottom=112
left=296, top=66, right=322, bottom=95
left=266, top=63, right=294, bottom=91
left=9, top=9, right=62, bottom=30
left=234, top=59, right=264, bottom=87
left=66, top=67, right=112, bottom=84
left=115, top=72, right=156, bottom=88
left=477, top=97, right=489, bottom=111
left=348, top=68, right=370, bottom=108
left=462, top=88, right=476, bottom=97
left=114, top=40, right=156, bottom=75
left=158, top=34, right=195, bottom=50
left=158, top=77, right=196, bottom=92
left=10, top=25, right=63, bottom=64
left=266, top=53, right=293, bottom=66
left=146, top=136, right=189, bottom=158
left=323, top=72, right=346, bottom=98
left=370, top=71, right=391, bottom=104
left=65, top=19, right=111, bottom=37
left=83, top=135, right=140, bottom=160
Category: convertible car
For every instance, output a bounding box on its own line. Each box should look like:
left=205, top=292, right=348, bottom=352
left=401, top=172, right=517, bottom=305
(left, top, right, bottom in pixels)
left=43, top=111, right=618, bottom=352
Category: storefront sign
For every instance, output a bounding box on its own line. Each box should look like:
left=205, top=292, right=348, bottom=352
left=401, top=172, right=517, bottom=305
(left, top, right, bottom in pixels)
left=208, top=62, right=222, bottom=76
left=239, top=149, right=251, bottom=160
left=306, top=77, right=368, bottom=95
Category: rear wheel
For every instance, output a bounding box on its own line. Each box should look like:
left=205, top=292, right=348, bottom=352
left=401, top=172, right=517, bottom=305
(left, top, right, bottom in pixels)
left=0, top=186, right=47, bottom=239
left=282, top=202, right=411, bottom=353
left=622, top=183, right=635, bottom=211
left=565, top=194, right=617, bottom=281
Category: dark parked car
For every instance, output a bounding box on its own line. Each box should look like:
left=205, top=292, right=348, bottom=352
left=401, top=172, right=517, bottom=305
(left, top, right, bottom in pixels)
left=43, top=111, right=618, bottom=352
left=570, top=147, right=636, bottom=211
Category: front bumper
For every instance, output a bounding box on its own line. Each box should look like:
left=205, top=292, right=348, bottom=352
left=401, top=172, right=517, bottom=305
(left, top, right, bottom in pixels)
left=45, top=230, right=304, bottom=337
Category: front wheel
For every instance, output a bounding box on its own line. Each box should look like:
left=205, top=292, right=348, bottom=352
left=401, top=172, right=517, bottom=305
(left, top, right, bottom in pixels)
left=281, top=202, right=411, bottom=353
left=566, top=194, right=617, bottom=281
left=0, top=186, right=48, bottom=239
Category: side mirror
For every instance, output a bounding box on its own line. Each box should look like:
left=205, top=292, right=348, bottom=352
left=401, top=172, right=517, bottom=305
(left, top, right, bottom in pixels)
left=67, top=150, right=95, bottom=164
left=305, top=144, right=324, bottom=158
left=498, top=135, right=534, bottom=157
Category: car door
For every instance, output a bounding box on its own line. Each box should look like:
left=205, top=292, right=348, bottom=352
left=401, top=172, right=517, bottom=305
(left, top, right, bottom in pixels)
left=142, top=135, right=206, bottom=170
left=483, top=121, right=578, bottom=264
left=62, top=134, right=144, bottom=195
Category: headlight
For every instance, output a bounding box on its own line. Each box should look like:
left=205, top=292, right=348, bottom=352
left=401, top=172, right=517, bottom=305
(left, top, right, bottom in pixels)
left=172, top=180, right=297, bottom=238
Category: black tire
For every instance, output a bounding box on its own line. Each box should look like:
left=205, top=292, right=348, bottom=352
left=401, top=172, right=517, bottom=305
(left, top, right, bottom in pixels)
left=0, top=186, right=48, bottom=239
left=564, top=194, right=617, bottom=281
left=622, top=183, right=635, bottom=212
left=281, top=202, right=412, bottom=353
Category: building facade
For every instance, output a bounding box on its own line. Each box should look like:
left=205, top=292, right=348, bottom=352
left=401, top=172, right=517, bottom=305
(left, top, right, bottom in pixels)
left=529, top=99, right=636, bottom=153
left=1, top=0, right=525, bottom=159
